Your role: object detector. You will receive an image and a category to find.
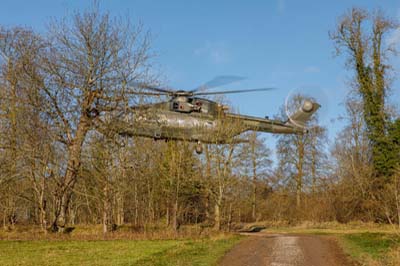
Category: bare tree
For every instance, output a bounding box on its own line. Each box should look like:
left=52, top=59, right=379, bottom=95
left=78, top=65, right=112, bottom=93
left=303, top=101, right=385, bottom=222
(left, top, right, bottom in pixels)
left=203, top=111, right=246, bottom=230
left=238, top=132, right=271, bottom=221
left=0, top=6, right=153, bottom=231
left=274, top=94, right=327, bottom=220
left=0, top=27, right=50, bottom=230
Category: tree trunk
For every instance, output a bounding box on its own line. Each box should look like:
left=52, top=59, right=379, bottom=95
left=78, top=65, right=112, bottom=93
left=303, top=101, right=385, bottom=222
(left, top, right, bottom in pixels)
left=39, top=198, right=47, bottom=233
left=166, top=206, right=170, bottom=227
left=52, top=115, right=90, bottom=232
left=205, top=193, right=210, bottom=222
left=2, top=214, right=6, bottom=230
left=116, top=191, right=124, bottom=226
left=296, top=140, right=304, bottom=210
left=134, top=182, right=139, bottom=226
left=311, top=142, right=317, bottom=194
left=172, top=199, right=179, bottom=231
left=228, top=203, right=233, bottom=231
left=214, top=191, right=223, bottom=231
left=251, top=133, right=257, bottom=221
left=103, top=184, right=110, bottom=234
left=296, top=174, right=302, bottom=209
left=57, top=192, right=72, bottom=232
left=252, top=172, right=257, bottom=221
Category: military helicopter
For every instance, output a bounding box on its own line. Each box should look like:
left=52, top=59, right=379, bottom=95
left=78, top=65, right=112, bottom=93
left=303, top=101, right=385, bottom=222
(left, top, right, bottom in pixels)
left=109, top=76, right=320, bottom=154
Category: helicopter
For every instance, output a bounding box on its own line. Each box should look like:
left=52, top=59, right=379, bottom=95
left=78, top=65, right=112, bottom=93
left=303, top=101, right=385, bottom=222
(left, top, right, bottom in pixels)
left=107, top=76, right=321, bottom=154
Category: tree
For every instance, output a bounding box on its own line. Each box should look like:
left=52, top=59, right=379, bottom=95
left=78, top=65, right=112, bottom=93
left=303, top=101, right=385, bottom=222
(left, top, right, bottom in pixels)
left=238, top=132, right=271, bottom=221
left=201, top=107, right=247, bottom=230
left=330, top=8, right=397, bottom=179
left=331, top=96, right=380, bottom=222
left=276, top=128, right=307, bottom=210
left=159, top=141, right=197, bottom=231
left=0, top=27, right=53, bottom=230
left=0, top=6, right=153, bottom=231
left=275, top=94, right=327, bottom=219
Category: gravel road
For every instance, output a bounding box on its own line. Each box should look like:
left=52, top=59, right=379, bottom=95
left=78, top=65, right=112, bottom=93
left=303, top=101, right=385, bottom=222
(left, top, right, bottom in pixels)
left=219, top=233, right=354, bottom=266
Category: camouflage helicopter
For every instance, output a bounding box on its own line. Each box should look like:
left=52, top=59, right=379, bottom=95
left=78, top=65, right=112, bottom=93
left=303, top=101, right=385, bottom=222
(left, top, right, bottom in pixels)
left=109, top=76, right=320, bottom=154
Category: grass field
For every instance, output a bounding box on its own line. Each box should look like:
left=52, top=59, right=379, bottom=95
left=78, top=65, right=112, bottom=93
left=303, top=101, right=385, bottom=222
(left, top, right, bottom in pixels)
left=339, top=232, right=400, bottom=265
left=2, top=222, right=400, bottom=266
left=0, top=235, right=242, bottom=266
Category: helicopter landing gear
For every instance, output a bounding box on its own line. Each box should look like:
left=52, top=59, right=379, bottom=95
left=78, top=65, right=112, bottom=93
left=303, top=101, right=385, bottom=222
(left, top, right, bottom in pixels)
left=195, top=141, right=203, bottom=154
left=153, top=130, right=162, bottom=141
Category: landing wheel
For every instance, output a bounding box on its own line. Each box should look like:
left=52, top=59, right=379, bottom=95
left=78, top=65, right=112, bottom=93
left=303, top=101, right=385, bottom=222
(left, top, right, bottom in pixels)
left=195, top=141, right=203, bottom=154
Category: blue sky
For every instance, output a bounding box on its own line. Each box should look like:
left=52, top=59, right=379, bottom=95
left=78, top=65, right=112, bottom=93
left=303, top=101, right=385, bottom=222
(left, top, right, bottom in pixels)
left=1, top=0, right=399, bottom=160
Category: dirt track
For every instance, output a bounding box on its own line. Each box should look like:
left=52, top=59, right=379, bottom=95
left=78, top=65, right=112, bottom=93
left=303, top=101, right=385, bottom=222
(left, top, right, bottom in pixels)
left=219, top=233, right=354, bottom=266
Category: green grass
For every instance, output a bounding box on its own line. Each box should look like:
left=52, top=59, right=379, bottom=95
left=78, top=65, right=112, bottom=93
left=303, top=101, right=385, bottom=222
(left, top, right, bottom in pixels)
left=136, top=236, right=241, bottom=266
left=0, top=236, right=241, bottom=266
left=339, top=232, right=400, bottom=261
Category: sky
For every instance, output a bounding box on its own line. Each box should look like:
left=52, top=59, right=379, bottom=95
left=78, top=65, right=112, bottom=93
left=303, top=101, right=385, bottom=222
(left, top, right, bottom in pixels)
left=1, top=0, right=399, bottom=161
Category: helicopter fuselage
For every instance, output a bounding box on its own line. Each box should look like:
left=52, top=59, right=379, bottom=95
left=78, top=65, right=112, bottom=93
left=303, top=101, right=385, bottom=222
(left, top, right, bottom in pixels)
left=110, top=97, right=312, bottom=145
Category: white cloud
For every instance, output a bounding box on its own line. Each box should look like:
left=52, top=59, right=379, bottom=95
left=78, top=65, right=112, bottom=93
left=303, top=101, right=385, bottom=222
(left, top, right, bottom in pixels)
left=387, top=28, right=400, bottom=47
left=386, top=8, right=400, bottom=48
left=194, top=41, right=230, bottom=64
left=304, top=66, right=321, bottom=73
left=277, top=0, right=285, bottom=13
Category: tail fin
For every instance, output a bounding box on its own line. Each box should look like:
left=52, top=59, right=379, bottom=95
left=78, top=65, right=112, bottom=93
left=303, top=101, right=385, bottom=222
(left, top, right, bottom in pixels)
left=286, top=100, right=321, bottom=128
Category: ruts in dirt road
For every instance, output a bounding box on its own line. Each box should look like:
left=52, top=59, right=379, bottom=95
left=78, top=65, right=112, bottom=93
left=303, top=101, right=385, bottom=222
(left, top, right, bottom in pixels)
left=219, top=233, right=353, bottom=266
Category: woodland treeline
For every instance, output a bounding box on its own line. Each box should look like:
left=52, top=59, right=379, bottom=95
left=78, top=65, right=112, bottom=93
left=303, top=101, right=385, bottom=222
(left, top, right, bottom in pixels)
left=1, top=7, right=400, bottom=233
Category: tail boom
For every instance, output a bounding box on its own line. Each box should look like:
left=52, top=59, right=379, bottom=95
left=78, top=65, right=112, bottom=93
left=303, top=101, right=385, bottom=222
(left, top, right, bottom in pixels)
left=226, top=100, right=320, bottom=134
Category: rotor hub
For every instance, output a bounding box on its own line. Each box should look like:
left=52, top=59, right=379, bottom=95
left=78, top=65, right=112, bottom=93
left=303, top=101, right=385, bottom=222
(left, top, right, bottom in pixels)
left=174, top=95, right=190, bottom=102
left=174, top=90, right=192, bottom=97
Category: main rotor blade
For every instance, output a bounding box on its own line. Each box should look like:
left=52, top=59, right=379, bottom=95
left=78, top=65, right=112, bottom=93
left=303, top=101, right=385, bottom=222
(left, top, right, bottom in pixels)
left=127, top=91, right=169, bottom=96
left=193, top=87, right=276, bottom=96
left=191, top=75, right=246, bottom=92
left=129, top=82, right=175, bottom=94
